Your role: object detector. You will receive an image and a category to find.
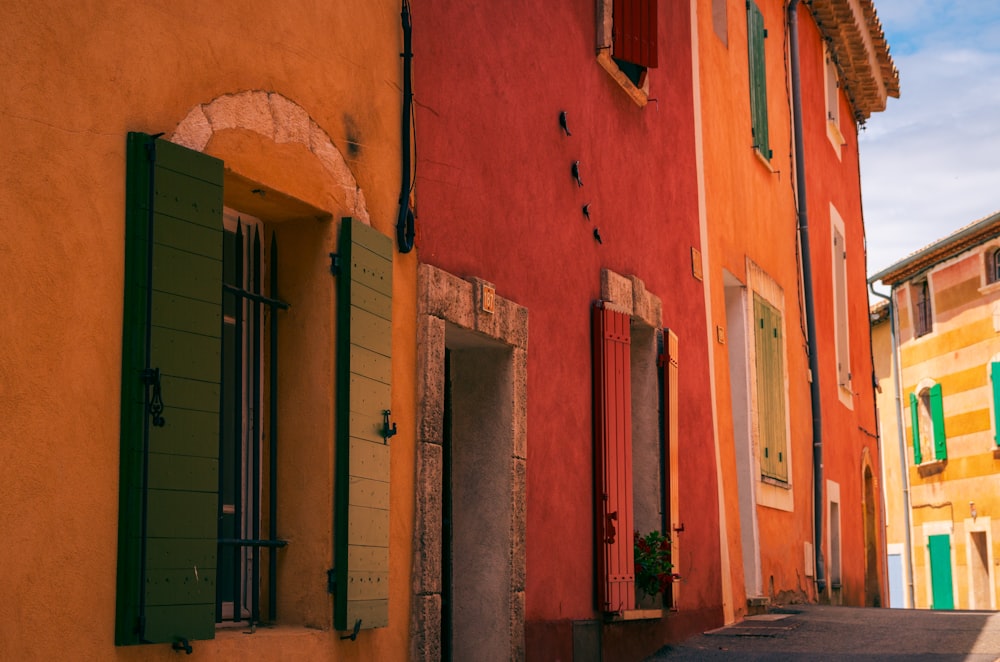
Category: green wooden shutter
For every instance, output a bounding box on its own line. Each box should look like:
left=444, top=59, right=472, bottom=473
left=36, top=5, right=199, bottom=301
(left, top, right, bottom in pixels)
left=909, top=392, right=922, bottom=465
left=930, top=383, right=947, bottom=460
left=754, top=295, right=787, bottom=481
left=117, top=133, right=223, bottom=646
left=747, top=0, right=771, bottom=159
left=992, top=363, right=1000, bottom=446
left=334, top=217, right=393, bottom=631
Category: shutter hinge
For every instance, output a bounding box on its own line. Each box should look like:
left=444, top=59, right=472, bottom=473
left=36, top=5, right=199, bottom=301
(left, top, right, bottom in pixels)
left=327, top=568, right=336, bottom=594
left=329, top=252, right=341, bottom=276
left=382, top=410, right=398, bottom=444
left=144, top=132, right=165, bottom=162
left=340, top=619, right=363, bottom=641
left=171, top=639, right=193, bottom=655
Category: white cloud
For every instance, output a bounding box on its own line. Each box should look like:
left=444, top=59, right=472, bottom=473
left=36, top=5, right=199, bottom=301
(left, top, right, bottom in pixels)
left=861, top=1, right=1000, bottom=280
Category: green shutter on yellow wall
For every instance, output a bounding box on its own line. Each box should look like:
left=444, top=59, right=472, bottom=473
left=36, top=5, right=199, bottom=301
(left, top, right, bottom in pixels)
left=334, top=217, right=393, bottom=632
left=930, top=383, right=947, bottom=460
left=992, top=363, right=1000, bottom=446
left=909, top=392, right=923, bottom=465
left=117, top=133, right=223, bottom=646
left=754, top=294, right=787, bottom=482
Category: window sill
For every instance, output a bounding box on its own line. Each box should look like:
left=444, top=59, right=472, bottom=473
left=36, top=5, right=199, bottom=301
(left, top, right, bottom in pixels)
left=596, top=50, right=648, bottom=107
left=753, top=147, right=775, bottom=172
left=837, top=382, right=854, bottom=410
left=978, top=280, right=1000, bottom=296
left=826, top=120, right=845, bottom=159
left=761, top=475, right=790, bottom=489
left=917, top=459, right=946, bottom=477
left=608, top=608, right=669, bottom=622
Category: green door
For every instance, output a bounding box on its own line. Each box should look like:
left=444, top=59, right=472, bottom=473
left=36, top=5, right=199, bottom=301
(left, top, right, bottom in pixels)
left=928, top=534, right=954, bottom=610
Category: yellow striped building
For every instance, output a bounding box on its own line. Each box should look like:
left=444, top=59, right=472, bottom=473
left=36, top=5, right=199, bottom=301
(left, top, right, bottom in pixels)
left=871, top=210, right=1000, bottom=610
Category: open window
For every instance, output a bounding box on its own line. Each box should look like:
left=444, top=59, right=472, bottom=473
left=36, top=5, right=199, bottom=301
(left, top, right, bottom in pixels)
left=597, top=0, right=659, bottom=105
left=746, top=0, right=771, bottom=160
left=912, top=279, right=932, bottom=337
left=115, top=133, right=393, bottom=648
left=591, top=272, right=677, bottom=616
left=985, top=247, right=1000, bottom=285
left=909, top=382, right=946, bottom=464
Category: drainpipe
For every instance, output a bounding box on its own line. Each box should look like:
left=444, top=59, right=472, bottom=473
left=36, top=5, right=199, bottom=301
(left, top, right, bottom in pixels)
left=396, top=0, right=415, bottom=253
left=787, top=0, right=826, bottom=596
left=869, top=282, right=915, bottom=608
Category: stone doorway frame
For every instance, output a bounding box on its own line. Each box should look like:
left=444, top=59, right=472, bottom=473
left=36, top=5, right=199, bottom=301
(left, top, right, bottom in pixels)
left=410, top=264, right=528, bottom=661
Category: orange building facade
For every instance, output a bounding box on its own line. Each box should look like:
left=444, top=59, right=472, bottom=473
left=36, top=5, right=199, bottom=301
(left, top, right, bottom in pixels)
left=1, top=2, right=419, bottom=660
left=696, top=0, right=897, bottom=619
left=2, top=1, right=901, bottom=660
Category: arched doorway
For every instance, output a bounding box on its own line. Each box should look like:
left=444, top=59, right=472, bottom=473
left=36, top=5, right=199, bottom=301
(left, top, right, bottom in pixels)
left=862, top=454, right=881, bottom=607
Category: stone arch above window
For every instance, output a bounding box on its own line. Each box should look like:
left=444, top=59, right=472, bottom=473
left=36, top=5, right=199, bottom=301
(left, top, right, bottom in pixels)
left=170, top=90, right=369, bottom=224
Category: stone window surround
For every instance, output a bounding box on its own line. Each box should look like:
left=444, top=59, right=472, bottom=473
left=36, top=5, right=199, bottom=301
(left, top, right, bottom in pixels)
left=411, top=264, right=528, bottom=661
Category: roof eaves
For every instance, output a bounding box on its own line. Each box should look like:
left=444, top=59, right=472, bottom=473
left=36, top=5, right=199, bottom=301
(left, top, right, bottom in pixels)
left=809, top=0, right=900, bottom=120
left=868, top=209, right=1000, bottom=285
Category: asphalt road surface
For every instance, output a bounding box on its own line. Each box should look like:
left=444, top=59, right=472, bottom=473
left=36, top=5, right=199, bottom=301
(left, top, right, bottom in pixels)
left=648, top=604, right=1000, bottom=661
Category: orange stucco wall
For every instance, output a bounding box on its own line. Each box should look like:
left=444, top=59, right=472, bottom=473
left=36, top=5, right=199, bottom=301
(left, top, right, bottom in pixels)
left=0, top=2, right=417, bottom=660
left=697, top=0, right=883, bottom=616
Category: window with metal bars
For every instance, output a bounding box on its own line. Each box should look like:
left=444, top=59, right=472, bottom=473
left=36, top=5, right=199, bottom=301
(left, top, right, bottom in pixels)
left=986, top=248, right=1000, bottom=285
left=912, top=279, right=932, bottom=337
left=217, top=211, right=288, bottom=626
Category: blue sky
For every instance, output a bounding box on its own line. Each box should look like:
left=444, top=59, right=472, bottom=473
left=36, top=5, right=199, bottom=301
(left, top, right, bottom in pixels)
left=860, top=0, right=1000, bottom=283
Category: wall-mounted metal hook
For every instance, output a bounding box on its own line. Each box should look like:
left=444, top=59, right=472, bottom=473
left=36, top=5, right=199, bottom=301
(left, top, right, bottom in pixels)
left=381, top=410, right=397, bottom=444
left=329, top=252, right=341, bottom=276
left=582, top=203, right=591, bottom=221
left=559, top=111, right=571, bottom=136
left=593, top=228, right=603, bottom=244
left=340, top=619, right=363, bottom=641
left=572, top=161, right=583, bottom=187
left=171, top=638, right=193, bottom=654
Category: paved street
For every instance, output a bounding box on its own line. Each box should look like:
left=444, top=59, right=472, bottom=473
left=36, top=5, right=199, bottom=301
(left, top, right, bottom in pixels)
left=648, top=605, right=1000, bottom=661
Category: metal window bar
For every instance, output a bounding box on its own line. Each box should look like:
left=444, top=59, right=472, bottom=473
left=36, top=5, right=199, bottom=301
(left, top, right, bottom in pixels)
left=217, top=224, right=288, bottom=626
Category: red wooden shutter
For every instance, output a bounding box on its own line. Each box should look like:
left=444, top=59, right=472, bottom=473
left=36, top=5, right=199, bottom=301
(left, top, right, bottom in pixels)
left=592, top=302, right=636, bottom=613
left=613, top=0, right=659, bottom=69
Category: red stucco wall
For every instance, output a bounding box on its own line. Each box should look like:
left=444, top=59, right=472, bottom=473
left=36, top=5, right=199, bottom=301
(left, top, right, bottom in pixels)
left=412, top=0, right=721, bottom=656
